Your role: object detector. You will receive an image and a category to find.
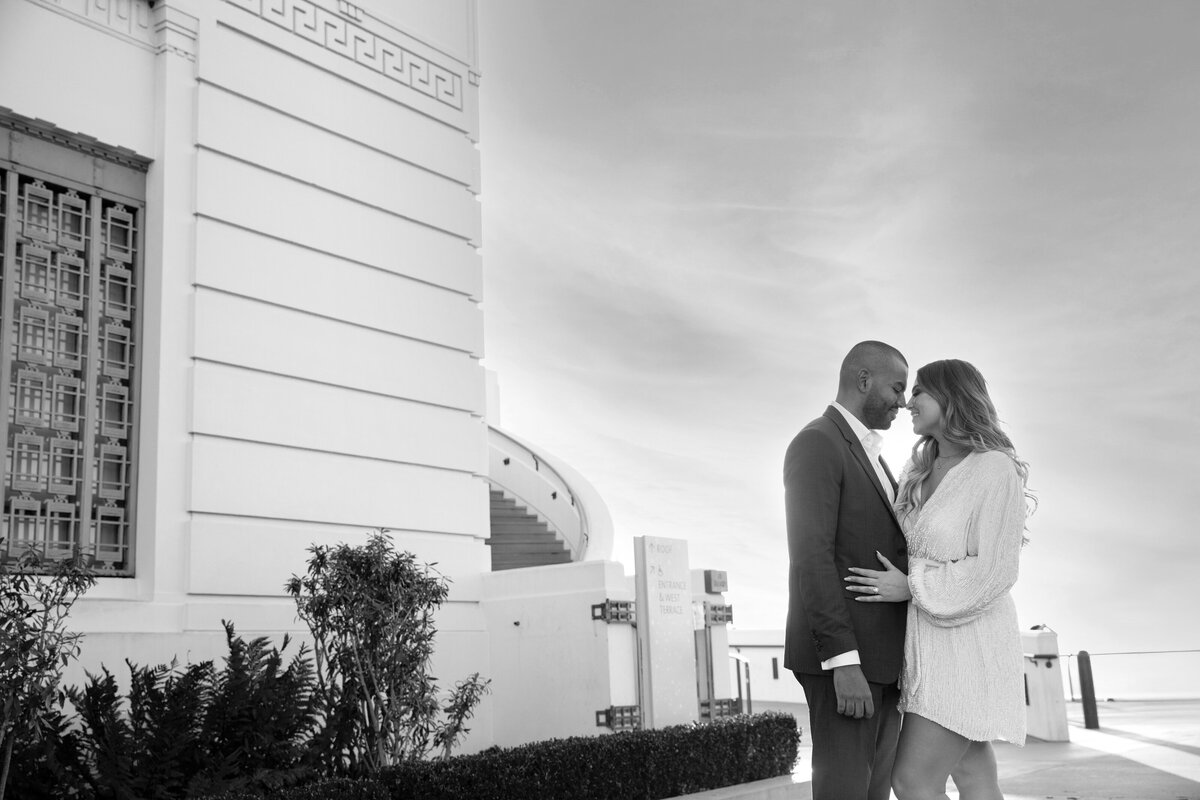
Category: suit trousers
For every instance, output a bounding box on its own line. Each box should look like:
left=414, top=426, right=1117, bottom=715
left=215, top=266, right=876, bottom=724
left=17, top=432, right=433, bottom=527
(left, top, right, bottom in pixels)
left=795, top=671, right=902, bottom=800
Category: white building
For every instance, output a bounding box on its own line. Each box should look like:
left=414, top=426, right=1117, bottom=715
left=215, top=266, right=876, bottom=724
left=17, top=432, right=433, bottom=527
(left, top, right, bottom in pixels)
left=0, top=0, right=732, bottom=753
left=0, top=0, right=488, bottom=749
left=727, top=629, right=806, bottom=708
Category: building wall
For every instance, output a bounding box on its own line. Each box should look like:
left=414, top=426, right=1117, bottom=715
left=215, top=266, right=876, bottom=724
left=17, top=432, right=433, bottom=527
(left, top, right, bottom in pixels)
left=482, top=561, right=640, bottom=746
left=727, top=630, right=808, bottom=707
left=1, top=0, right=493, bottom=748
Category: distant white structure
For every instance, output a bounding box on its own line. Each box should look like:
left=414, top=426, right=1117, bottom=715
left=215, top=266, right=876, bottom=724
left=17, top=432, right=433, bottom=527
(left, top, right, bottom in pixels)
left=0, top=0, right=731, bottom=752
left=727, top=630, right=806, bottom=708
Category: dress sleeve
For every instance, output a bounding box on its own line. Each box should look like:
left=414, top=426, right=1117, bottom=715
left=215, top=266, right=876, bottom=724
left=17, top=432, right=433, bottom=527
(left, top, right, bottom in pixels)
left=908, top=454, right=1025, bottom=627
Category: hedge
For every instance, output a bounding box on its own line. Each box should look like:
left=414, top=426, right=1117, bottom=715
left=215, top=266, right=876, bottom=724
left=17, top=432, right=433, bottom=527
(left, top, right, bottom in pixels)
left=198, top=711, right=800, bottom=800
left=197, top=778, right=389, bottom=800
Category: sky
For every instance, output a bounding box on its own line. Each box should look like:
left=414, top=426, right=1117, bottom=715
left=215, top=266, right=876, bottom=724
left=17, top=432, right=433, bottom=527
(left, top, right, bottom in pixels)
left=474, top=1, right=1200, bottom=697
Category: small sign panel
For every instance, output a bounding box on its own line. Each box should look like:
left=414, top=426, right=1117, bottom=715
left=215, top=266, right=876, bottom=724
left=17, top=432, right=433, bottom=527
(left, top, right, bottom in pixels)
left=704, top=569, right=728, bottom=594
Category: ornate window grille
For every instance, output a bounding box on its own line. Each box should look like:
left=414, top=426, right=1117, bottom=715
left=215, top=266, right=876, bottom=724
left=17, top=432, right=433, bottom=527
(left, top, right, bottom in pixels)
left=0, top=142, right=145, bottom=575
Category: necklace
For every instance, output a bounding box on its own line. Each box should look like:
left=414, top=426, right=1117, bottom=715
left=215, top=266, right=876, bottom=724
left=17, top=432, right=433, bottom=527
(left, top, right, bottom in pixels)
left=933, top=451, right=968, bottom=471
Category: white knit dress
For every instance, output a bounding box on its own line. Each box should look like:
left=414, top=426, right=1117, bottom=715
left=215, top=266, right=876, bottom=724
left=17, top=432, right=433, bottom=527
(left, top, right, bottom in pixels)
left=897, top=450, right=1027, bottom=745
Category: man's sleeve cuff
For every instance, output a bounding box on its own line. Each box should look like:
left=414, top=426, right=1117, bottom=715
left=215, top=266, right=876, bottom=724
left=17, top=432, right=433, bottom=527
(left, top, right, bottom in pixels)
left=820, top=650, right=862, bottom=670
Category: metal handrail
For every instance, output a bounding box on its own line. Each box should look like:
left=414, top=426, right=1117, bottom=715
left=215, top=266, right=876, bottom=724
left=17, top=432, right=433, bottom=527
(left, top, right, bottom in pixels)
left=1062, top=648, right=1200, bottom=706
left=1068, top=648, right=1200, bottom=657
left=488, top=426, right=590, bottom=557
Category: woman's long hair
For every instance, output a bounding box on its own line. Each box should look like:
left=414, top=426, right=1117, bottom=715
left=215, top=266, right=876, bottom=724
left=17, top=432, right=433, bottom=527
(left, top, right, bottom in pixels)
left=894, top=359, right=1036, bottom=523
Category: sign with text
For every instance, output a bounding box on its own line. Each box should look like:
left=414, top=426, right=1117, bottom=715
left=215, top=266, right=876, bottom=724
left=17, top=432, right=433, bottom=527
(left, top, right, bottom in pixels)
left=634, top=535, right=699, bottom=728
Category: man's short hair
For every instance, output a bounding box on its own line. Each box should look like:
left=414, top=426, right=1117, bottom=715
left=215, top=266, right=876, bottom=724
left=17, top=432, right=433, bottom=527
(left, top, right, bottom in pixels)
left=839, top=341, right=907, bottom=390
left=841, top=341, right=907, bottom=372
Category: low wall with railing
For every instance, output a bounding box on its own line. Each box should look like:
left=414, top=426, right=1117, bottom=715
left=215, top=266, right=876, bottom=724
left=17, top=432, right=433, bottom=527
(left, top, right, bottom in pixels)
left=487, top=426, right=614, bottom=562
left=1064, top=649, right=1200, bottom=702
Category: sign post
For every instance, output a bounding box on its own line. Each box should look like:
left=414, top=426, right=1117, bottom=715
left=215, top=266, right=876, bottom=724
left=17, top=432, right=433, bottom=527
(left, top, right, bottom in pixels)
left=633, top=535, right=699, bottom=728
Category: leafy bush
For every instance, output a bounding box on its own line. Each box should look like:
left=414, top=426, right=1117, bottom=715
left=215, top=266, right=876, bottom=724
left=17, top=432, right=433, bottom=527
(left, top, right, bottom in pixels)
left=43, top=622, right=318, bottom=799
left=71, top=658, right=213, bottom=798
left=195, top=625, right=319, bottom=792
left=285, top=531, right=489, bottom=776
left=0, top=703, right=89, bottom=800
left=0, top=545, right=94, bottom=800
left=8, top=532, right=494, bottom=799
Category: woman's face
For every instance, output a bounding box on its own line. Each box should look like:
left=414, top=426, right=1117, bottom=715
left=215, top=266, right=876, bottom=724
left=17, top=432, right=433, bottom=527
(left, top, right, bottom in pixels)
left=907, top=383, right=945, bottom=437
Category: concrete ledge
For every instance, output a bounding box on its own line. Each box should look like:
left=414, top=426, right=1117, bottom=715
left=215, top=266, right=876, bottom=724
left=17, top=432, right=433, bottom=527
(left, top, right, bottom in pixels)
left=666, top=775, right=806, bottom=800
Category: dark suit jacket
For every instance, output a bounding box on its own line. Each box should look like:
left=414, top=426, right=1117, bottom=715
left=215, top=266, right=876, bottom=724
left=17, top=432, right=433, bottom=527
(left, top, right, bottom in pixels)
left=783, top=406, right=909, bottom=685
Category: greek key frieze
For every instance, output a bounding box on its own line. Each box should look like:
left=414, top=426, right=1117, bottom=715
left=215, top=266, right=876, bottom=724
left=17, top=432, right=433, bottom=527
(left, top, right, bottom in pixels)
left=225, top=0, right=464, bottom=111
left=28, top=0, right=153, bottom=46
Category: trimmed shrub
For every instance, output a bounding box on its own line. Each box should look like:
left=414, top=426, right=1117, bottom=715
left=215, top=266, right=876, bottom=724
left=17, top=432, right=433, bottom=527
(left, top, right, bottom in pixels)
left=378, top=711, right=800, bottom=800
left=196, top=777, right=388, bottom=800
left=192, top=712, right=799, bottom=800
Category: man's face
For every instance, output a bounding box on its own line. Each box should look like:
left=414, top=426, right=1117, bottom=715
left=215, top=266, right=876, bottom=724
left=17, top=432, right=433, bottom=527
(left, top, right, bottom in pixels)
left=862, top=357, right=908, bottom=430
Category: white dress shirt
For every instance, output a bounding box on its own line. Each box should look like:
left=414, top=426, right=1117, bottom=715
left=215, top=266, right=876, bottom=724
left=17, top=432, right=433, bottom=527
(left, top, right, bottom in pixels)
left=832, top=401, right=894, bottom=504
left=821, top=402, right=896, bottom=670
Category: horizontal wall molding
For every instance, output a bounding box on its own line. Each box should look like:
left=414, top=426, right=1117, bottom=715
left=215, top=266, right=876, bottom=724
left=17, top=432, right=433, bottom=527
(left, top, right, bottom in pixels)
left=196, top=84, right=479, bottom=242
left=189, top=436, right=489, bottom=533
left=193, top=289, right=484, bottom=412
left=194, top=218, right=482, bottom=354
left=195, top=149, right=481, bottom=299
left=199, top=22, right=477, bottom=187
left=192, top=360, right=486, bottom=474
left=188, top=513, right=490, bottom=598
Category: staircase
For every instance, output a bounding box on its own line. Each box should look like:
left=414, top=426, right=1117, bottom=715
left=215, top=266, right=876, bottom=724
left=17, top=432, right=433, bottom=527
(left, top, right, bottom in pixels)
left=487, top=489, right=572, bottom=571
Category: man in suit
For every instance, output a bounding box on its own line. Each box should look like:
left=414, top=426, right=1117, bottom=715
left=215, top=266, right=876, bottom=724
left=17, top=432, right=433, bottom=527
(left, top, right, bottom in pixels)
left=784, top=340, right=910, bottom=800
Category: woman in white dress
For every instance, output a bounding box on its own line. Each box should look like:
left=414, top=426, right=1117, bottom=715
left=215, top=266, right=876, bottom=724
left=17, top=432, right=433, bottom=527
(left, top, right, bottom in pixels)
left=845, top=359, right=1033, bottom=800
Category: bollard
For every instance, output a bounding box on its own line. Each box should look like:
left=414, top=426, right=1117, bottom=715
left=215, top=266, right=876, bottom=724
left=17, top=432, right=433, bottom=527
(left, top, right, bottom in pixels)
left=1077, top=650, right=1099, bottom=729
left=1022, top=626, right=1069, bottom=740
left=744, top=661, right=753, bottom=716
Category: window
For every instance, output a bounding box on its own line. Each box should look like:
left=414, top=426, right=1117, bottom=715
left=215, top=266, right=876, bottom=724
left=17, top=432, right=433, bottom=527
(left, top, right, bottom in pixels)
left=1, top=115, right=147, bottom=574
left=771, top=657, right=779, bottom=680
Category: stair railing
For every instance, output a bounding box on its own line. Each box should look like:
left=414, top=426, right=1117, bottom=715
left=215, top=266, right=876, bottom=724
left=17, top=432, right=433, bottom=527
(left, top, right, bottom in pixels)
left=487, top=426, right=590, bottom=560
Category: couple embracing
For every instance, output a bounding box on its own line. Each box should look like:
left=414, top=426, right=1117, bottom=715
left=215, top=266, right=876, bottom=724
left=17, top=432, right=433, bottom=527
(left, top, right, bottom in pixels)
left=784, top=341, right=1034, bottom=800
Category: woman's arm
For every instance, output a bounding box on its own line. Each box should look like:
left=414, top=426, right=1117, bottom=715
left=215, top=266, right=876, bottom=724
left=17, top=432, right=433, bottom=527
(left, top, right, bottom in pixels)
left=908, top=454, right=1026, bottom=626
left=845, top=458, right=914, bottom=603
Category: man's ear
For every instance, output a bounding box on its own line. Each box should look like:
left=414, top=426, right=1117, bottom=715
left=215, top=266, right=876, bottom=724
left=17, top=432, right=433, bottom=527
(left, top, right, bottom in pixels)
left=857, top=369, right=871, bottom=392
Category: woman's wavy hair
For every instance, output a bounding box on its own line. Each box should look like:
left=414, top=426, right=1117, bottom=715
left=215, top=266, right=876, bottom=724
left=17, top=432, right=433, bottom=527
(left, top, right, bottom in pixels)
left=895, top=359, right=1036, bottom=525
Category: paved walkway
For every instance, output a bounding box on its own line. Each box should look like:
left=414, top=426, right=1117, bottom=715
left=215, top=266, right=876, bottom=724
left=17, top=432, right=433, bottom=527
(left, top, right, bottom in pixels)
left=744, top=698, right=1200, bottom=800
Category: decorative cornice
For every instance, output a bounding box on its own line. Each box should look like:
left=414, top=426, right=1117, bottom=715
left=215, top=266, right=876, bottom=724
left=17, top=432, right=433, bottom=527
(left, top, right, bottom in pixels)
left=225, top=0, right=464, bottom=111
left=27, top=0, right=154, bottom=48
left=152, top=4, right=199, bottom=61
left=0, top=107, right=152, bottom=173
